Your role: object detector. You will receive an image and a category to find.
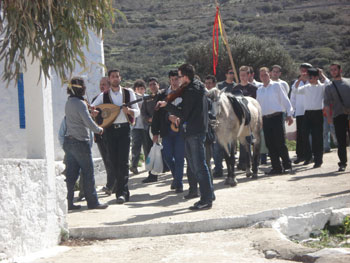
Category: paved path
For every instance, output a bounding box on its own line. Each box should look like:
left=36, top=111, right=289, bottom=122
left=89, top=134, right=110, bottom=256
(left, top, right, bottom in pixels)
left=28, top=150, right=350, bottom=263
left=66, top=151, right=349, bottom=238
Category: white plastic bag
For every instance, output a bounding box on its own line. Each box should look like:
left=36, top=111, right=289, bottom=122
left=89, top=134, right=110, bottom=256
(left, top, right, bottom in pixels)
left=152, top=143, right=163, bottom=174
left=145, top=144, right=156, bottom=171
left=145, top=143, right=163, bottom=174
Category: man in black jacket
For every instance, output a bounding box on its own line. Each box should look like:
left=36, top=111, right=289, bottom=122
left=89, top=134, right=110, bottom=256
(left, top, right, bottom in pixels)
left=151, top=71, right=185, bottom=192
left=157, top=64, right=214, bottom=210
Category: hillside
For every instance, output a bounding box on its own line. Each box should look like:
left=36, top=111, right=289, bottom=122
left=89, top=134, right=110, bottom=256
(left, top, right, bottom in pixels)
left=103, top=0, right=350, bottom=85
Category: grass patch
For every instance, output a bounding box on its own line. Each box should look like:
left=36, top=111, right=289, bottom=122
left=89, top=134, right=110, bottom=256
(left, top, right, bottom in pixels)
left=286, top=139, right=296, bottom=151
left=297, top=216, right=350, bottom=249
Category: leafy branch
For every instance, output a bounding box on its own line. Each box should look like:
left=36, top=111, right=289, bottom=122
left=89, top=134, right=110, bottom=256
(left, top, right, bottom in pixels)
left=0, top=0, right=114, bottom=84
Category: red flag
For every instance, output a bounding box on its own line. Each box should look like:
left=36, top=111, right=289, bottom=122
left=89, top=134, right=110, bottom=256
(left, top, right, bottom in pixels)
left=212, top=7, right=219, bottom=75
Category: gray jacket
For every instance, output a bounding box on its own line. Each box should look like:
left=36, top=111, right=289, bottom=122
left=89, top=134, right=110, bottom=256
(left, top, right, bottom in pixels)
left=65, top=96, right=102, bottom=141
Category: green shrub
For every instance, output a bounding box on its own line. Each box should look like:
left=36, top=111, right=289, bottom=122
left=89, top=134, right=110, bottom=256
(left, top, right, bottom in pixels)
left=186, top=34, right=296, bottom=82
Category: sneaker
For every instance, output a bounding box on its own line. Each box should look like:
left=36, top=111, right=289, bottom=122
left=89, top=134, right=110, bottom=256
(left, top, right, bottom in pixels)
left=338, top=164, right=346, bottom=172
left=130, top=167, right=139, bottom=175
left=68, top=204, right=81, bottom=211
left=303, top=159, right=312, bottom=165
left=90, top=203, right=108, bottom=209
left=175, top=187, right=184, bottom=193
left=184, top=192, right=199, bottom=199
left=313, top=163, right=322, bottom=169
left=170, top=180, right=176, bottom=190
left=189, top=201, right=212, bottom=211
left=102, top=186, right=112, bottom=196
left=293, top=158, right=305, bottom=164
left=213, top=170, right=223, bottom=178
left=265, top=169, right=282, bottom=175
left=142, top=174, right=158, bottom=183
left=116, top=196, right=126, bottom=204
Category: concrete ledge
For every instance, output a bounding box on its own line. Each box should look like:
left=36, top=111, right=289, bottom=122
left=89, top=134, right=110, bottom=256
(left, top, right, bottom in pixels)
left=69, top=194, right=350, bottom=239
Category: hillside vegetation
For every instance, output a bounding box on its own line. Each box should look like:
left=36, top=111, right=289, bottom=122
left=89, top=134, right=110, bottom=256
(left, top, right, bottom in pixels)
left=103, top=0, right=350, bottom=86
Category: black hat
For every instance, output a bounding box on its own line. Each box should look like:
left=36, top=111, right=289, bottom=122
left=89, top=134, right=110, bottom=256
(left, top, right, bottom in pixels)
left=148, top=77, right=159, bottom=84
left=300, top=63, right=313, bottom=69
left=307, top=68, right=319, bottom=77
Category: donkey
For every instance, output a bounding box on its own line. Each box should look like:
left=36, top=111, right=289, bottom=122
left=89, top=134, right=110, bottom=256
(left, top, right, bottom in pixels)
left=207, top=88, right=262, bottom=186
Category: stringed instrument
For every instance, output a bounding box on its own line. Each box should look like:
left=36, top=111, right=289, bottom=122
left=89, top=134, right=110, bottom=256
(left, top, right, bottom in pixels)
left=94, top=95, right=153, bottom=128
left=157, top=83, right=187, bottom=133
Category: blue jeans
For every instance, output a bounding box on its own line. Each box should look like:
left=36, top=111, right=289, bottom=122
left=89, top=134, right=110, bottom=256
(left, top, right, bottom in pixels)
left=185, top=133, right=214, bottom=203
left=323, top=116, right=337, bottom=151
left=213, top=139, right=223, bottom=174
left=63, top=137, right=99, bottom=208
left=162, top=129, right=185, bottom=188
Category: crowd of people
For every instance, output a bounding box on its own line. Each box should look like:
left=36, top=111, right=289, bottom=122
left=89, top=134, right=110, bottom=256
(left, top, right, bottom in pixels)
left=61, top=62, right=350, bottom=211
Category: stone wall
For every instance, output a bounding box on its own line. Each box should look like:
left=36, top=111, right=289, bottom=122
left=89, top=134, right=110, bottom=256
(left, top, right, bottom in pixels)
left=0, top=159, right=67, bottom=259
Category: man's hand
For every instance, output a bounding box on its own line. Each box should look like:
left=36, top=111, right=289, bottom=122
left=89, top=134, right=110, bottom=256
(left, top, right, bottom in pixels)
left=299, top=72, right=308, bottom=83
left=286, top=116, right=293, bottom=126
left=168, top=115, right=180, bottom=126
left=156, top=101, right=167, bottom=108
left=152, top=135, right=159, bottom=143
left=99, top=128, right=104, bottom=135
left=318, top=68, right=326, bottom=82
left=91, top=109, right=99, bottom=118
left=148, top=117, right=152, bottom=123
left=122, top=106, right=132, bottom=116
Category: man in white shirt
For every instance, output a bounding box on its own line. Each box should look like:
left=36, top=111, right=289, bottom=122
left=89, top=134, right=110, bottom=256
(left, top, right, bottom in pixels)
left=290, top=63, right=312, bottom=164
left=293, top=68, right=330, bottom=168
left=92, top=69, right=140, bottom=204
left=257, top=67, right=293, bottom=175
left=270, top=65, right=290, bottom=96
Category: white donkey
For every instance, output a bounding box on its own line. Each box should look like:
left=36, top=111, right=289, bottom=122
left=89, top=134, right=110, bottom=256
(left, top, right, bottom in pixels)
left=208, top=88, right=263, bottom=186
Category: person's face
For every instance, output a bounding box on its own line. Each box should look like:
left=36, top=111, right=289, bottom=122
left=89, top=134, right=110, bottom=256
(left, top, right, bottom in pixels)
left=169, top=76, right=180, bottom=89
left=178, top=70, right=190, bottom=85
left=205, top=79, right=216, bottom=90
left=109, top=72, right=121, bottom=87
left=148, top=80, right=159, bottom=94
left=271, top=67, right=281, bottom=80
left=135, top=86, right=146, bottom=95
left=239, top=70, right=249, bottom=83
left=330, top=65, right=342, bottom=79
left=226, top=70, right=235, bottom=82
left=248, top=71, right=254, bottom=82
left=259, top=70, right=270, bottom=84
left=307, top=74, right=318, bottom=84
left=99, top=78, right=109, bottom=92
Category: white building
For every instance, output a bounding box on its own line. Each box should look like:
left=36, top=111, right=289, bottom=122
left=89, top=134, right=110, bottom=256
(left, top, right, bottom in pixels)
left=0, top=30, right=105, bottom=260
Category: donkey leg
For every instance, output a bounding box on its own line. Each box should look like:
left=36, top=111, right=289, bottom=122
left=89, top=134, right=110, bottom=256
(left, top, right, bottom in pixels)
left=252, top=141, right=261, bottom=179
left=224, top=151, right=231, bottom=185
left=225, top=145, right=237, bottom=187
left=244, top=143, right=253, bottom=178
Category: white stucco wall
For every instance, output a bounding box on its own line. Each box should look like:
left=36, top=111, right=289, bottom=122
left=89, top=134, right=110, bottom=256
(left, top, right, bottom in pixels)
left=0, top=159, right=67, bottom=259
left=0, top=30, right=105, bottom=160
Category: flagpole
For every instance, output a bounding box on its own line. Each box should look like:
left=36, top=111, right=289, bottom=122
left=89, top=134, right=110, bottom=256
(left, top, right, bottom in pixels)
left=214, top=0, right=239, bottom=83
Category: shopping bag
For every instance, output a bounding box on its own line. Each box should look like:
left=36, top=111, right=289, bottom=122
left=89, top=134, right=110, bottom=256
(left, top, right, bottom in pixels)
left=145, top=144, right=156, bottom=171
left=151, top=143, right=163, bottom=175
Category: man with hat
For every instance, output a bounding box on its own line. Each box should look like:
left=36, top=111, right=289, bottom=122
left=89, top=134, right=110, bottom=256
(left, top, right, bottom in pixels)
left=290, top=63, right=312, bottom=164
left=293, top=67, right=330, bottom=168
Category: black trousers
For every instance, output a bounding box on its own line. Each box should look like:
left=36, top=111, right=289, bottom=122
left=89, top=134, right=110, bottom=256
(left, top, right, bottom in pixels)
left=96, top=135, right=115, bottom=190
left=263, top=113, right=291, bottom=171
left=105, top=125, right=131, bottom=199
left=303, top=110, right=324, bottom=165
left=333, top=114, right=350, bottom=166
left=296, top=115, right=305, bottom=159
